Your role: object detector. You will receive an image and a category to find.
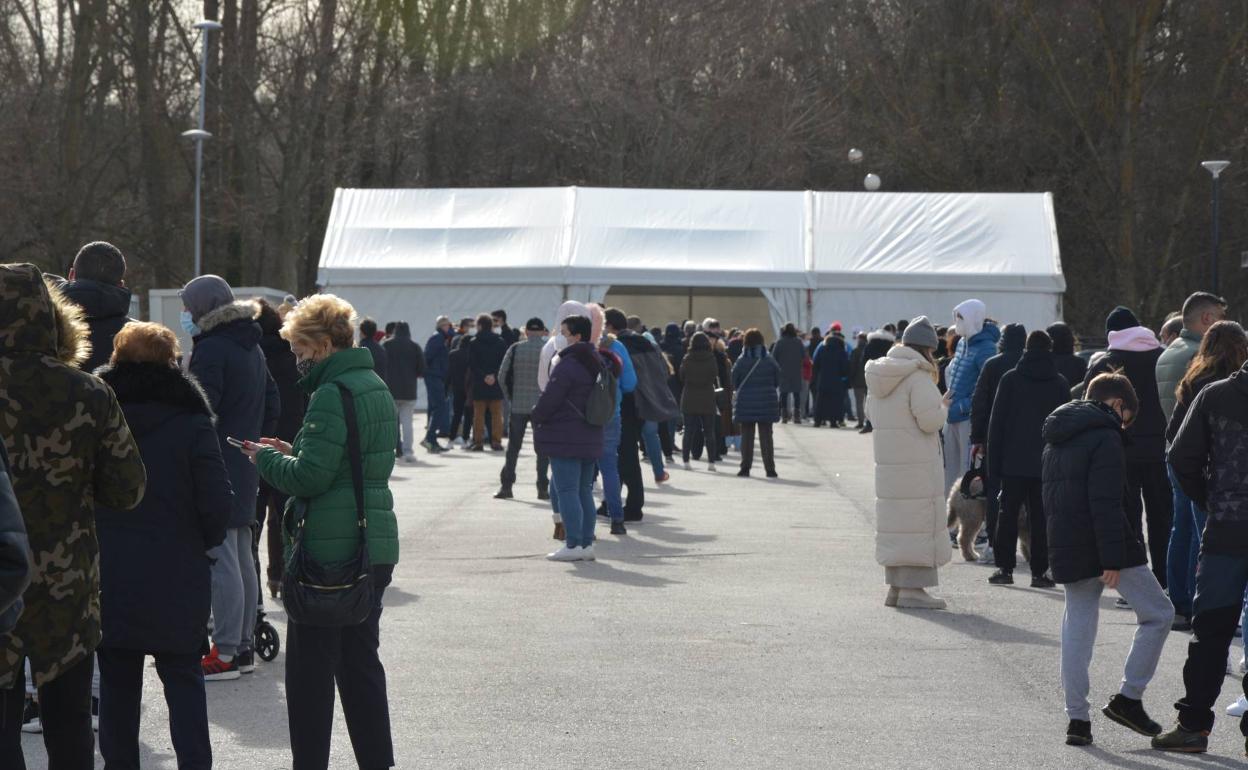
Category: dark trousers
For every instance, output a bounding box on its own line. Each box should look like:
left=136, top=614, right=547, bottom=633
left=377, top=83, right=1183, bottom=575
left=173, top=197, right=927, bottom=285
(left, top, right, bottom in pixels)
left=500, top=412, right=549, bottom=491
left=618, top=405, right=644, bottom=516
left=994, top=476, right=1048, bottom=576
left=814, top=387, right=846, bottom=425
left=97, top=648, right=210, bottom=770
left=1125, top=461, right=1173, bottom=588
left=682, top=412, right=718, bottom=463
left=0, top=652, right=95, bottom=769
left=256, top=480, right=288, bottom=586
left=853, top=387, right=867, bottom=427
left=739, top=421, right=775, bottom=474
left=984, top=476, right=1001, bottom=550
left=1176, top=552, right=1248, bottom=733
left=658, top=421, right=675, bottom=459
left=287, top=564, right=395, bottom=770
left=450, top=392, right=472, bottom=442
left=780, top=390, right=801, bottom=423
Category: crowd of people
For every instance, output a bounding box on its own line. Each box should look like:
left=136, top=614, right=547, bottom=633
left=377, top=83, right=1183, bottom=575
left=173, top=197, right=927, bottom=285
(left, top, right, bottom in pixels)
left=866, top=290, right=1248, bottom=755
left=4, top=239, right=1248, bottom=763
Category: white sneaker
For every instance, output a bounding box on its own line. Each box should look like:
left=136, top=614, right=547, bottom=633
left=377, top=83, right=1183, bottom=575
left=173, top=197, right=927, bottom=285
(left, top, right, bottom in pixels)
left=452, top=437, right=465, bottom=447
left=707, top=462, right=717, bottom=472
left=400, top=454, right=417, bottom=465
left=683, top=462, right=692, bottom=470
left=581, top=545, right=596, bottom=561
left=546, top=546, right=583, bottom=562
left=1229, top=695, right=1248, bottom=718
left=978, top=545, right=995, bottom=564
left=21, top=717, right=41, bottom=734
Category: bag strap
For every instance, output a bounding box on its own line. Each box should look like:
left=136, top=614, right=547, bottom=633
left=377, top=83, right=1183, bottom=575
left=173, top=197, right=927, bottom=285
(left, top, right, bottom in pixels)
left=335, top=383, right=368, bottom=541
left=737, top=357, right=763, bottom=391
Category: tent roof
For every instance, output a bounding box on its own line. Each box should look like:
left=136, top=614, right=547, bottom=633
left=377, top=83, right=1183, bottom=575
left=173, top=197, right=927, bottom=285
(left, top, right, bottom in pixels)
left=318, top=187, right=1063, bottom=293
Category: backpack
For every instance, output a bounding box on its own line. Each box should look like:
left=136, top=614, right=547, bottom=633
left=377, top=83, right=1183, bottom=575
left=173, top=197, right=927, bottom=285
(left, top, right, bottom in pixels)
left=570, top=355, right=618, bottom=427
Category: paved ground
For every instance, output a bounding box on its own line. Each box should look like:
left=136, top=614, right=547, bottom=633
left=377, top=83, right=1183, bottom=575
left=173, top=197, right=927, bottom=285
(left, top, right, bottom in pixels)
left=23, top=422, right=1248, bottom=768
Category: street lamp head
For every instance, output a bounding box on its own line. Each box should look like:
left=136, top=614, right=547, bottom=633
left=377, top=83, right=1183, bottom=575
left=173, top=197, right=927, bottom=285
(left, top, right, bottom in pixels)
left=864, top=173, right=881, bottom=192
left=194, top=20, right=223, bottom=32
left=1202, top=160, right=1231, bottom=178
left=848, top=148, right=864, bottom=165
left=181, top=129, right=213, bottom=141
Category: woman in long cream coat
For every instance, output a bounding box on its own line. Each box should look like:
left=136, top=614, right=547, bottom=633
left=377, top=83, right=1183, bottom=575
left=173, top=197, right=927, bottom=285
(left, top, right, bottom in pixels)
left=864, top=316, right=950, bottom=609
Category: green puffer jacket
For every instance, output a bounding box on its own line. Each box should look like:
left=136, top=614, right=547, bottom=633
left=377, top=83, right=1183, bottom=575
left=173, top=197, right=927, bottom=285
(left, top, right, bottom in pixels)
left=256, top=347, right=399, bottom=565
left=1156, top=329, right=1201, bottom=423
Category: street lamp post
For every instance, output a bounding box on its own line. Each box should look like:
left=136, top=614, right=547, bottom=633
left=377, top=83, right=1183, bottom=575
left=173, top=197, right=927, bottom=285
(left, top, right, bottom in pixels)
left=183, top=20, right=222, bottom=278
left=1202, top=160, right=1230, bottom=294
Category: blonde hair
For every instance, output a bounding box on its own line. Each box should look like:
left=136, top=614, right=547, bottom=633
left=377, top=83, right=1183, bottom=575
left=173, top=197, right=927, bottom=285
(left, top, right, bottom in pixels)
left=112, top=322, right=180, bottom=365
left=280, top=294, right=357, bottom=351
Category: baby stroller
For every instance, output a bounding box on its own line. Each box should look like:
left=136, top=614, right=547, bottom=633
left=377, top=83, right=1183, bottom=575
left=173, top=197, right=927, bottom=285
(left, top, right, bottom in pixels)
left=251, top=519, right=281, bottom=662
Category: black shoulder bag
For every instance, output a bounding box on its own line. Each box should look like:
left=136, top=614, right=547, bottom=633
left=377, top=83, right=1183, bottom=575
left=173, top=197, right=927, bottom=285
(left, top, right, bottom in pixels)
left=282, top=383, right=375, bottom=627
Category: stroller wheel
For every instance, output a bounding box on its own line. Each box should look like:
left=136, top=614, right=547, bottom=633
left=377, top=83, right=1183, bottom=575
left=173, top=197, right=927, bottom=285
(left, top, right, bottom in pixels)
left=256, top=621, right=281, bottom=661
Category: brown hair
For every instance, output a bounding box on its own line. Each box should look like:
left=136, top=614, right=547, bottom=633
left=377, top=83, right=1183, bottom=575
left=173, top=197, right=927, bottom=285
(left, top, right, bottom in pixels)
left=281, top=294, right=357, bottom=351
left=743, top=328, right=765, bottom=348
left=111, top=321, right=180, bottom=365
left=1177, top=320, right=1248, bottom=407
left=1087, top=372, right=1138, bottom=416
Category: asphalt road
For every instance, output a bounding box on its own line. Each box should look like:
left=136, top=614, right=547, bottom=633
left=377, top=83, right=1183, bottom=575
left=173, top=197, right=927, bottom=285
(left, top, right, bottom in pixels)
left=23, top=422, right=1248, bottom=768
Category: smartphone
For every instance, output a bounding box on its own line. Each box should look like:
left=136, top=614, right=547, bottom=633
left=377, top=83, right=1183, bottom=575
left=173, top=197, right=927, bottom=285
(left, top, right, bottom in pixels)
left=226, top=437, right=248, bottom=449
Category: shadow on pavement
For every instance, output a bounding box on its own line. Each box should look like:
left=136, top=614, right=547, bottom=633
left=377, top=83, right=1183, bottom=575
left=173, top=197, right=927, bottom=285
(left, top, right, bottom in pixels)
left=1121, top=746, right=1247, bottom=768
left=566, top=561, right=682, bottom=588
left=630, top=514, right=717, bottom=546
left=383, top=585, right=420, bottom=608
left=899, top=608, right=1060, bottom=647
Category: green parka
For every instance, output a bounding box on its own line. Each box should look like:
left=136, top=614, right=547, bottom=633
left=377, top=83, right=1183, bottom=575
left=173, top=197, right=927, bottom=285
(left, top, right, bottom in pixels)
left=1156, top=328, right=1201, bottom=423
left=256, top=347, right=399, bottom=565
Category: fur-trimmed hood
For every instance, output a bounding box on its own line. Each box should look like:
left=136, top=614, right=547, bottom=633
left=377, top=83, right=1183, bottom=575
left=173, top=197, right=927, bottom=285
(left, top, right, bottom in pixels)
left=95, top=361, right=215, bottom=431
left=0, top=263, right=91, bottom=366
left=197, top=300, right=260, bottom=335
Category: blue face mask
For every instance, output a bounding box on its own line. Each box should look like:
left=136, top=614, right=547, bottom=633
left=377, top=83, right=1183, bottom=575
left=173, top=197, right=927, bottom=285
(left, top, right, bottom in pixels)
left=180, top=310, right=200, bottom=337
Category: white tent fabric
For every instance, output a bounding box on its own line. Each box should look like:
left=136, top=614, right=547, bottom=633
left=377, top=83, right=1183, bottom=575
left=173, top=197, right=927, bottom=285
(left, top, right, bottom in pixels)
left=318, top=187, right=1064, bottom=337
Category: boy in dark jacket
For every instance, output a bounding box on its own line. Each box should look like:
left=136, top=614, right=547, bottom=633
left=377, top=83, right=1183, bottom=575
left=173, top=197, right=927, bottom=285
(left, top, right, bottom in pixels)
left=1043, top=373, right=1172, bottom=748
left=987, top=331, right=1069, bottom=587
left=1155, top=359, right=1248, bottom=753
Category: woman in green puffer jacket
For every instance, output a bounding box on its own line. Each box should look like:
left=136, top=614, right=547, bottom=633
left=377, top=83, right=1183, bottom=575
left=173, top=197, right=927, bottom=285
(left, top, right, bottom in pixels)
left=245, top=293, right=398, bottom=770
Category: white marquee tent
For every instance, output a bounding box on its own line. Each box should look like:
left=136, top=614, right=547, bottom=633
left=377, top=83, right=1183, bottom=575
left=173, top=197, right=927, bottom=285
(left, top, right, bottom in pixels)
left=318, top=187, right=1064, bottom=337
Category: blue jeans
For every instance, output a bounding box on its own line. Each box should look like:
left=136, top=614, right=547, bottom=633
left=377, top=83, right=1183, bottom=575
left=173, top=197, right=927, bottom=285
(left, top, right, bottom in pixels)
left=1167, top=464, right=1206, bottom=617
left=550, top=457, right=597, bottom=548
left=424, top=376, right=450, bottom=441
left=641, top=420, right=665, bottom=479
left=598, top=415, right=623, bottom=522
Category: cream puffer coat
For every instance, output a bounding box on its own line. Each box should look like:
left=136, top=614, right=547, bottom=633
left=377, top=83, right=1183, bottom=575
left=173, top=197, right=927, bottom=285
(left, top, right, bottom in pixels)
left=865, top=345, right=951, bottom=569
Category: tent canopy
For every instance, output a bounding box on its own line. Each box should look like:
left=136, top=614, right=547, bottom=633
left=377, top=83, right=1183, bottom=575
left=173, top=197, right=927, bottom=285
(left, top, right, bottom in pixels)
left=318, top=186, right=1064, bottom=334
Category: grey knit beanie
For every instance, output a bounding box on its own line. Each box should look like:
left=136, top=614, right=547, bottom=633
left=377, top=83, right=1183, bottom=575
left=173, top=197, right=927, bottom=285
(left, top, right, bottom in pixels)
left=902, top=315, right=939, bottom=350
left=180, top=275, right=235, bottom=322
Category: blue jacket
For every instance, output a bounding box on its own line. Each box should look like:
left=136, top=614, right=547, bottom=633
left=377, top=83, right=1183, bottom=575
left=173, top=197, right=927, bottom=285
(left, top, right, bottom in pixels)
left=945, top=322, right=1000, bottom=424
left=732, top=345, right=781, bottom=423
left=424, top=329, right=451, bottom=380
left=188, top=301, right=280, bottom=528
left=610, top=338, right=638, bottom=419
left=812, top=339, right=850, bottom=394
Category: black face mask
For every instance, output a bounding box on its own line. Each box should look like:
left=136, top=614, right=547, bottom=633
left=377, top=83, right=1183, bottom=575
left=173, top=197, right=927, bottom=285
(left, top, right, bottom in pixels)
left=296, top=358, right=316, bottom=378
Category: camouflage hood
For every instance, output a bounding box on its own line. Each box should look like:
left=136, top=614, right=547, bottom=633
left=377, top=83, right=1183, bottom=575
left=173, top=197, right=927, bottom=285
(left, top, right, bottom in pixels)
left=0, top=263, right=92, bottom=366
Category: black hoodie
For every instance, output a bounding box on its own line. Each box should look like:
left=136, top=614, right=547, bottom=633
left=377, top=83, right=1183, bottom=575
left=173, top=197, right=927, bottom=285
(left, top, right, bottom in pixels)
left=987, top=350, right=1070, bottom=479
left=61, top=279, right=134, bottom=372
left=1042, top=400, right=1147, bottom=583
left=1046, top=323, right=1087, bottom=386
left=1168, top=362, right=1248, bottom=556
left=970, top=323, right=1027, bottom=445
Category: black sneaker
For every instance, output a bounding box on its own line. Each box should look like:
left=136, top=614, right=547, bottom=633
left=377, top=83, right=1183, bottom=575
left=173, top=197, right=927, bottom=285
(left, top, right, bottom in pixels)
left=597, top=505, right=610, bottom=519
left=237, top=649, right=256, bottom=674
left=623, top=510, right=644, bottom=523
left=537, top=488, right=550, bottom=501
left=1103, top=694, right=1161, bottom=736
left=859, top=424, right=873, bottom=435
left=494, top=486, right=514, bottom=500
left=766, top=470, right=779, bottom=479
left=1172, top=615, right=1192, bottom=632
left=92, top=695, right=99, bottom=731
left=21, top=695, right=41, bottom=734
left=1152, top=723, right=1209, bottom=752
left=610, top=521, right=627, bottom=535
left=988, top=569, right=1014, bottom=585
left=1065, top=719, right=1092, bottom=746
left=1031, top=575, right=1056, bottom=589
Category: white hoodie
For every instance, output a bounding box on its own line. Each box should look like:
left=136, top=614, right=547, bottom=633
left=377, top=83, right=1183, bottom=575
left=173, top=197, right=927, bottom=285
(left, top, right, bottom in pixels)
left=953, top=299, right=987, bottom=338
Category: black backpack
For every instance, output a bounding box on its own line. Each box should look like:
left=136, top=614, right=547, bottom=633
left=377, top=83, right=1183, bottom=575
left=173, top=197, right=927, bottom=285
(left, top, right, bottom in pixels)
left=570, top=356, right=618, bottom=427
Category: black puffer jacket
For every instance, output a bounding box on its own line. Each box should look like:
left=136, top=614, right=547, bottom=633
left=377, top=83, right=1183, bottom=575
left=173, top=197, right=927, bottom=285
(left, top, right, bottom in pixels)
left=1082, top=346, right=1166, bottom=463
left=987, top=350, right=1070, bottom=479
left=0, top=442, right=31, bottom=635
left=258, top=315, right=305, bottom=443
left=60, top=279, right=134, bottom=373
left=95, top=362, right=232, bottom=653
left=360, top=336, right=389, bottom=382
left=970, top=323, right=1026, bottom=445
left=382, top=323, right=426, bottom=401
left=1043, top=401, right=1146, bottom=583
left=468, top=331, right=509, bottom=401
left=1169, top=363, right=1248, bottom=556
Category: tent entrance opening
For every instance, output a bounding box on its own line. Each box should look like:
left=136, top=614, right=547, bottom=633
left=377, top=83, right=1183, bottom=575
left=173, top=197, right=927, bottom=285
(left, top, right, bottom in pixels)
left=601, top=287, right=772, bottom=333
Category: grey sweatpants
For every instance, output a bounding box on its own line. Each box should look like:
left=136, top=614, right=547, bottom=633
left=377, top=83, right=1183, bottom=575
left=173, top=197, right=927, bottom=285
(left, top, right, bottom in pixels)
left=210, top=526, right=258, bottom=658
left=942, top=419, right=972, bottom=491
left=1061, top=565, right=1174, bottom=720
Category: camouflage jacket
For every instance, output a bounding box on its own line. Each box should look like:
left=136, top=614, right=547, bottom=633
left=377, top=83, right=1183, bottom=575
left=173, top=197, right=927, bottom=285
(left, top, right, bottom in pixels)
left=0, top=264, right=146, bottom=688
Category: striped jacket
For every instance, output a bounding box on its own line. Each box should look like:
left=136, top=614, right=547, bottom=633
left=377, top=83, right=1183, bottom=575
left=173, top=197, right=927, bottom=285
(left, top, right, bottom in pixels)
left=499, top=335, right=546, bottom=415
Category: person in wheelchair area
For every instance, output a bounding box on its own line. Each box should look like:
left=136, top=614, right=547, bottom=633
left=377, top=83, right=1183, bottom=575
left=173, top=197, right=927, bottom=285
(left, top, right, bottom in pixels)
left=94, top=322, right=232, bottom=769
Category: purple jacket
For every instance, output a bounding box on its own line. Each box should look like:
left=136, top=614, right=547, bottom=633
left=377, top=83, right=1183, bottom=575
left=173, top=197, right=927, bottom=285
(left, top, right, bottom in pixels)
left=532, top=342, right=621, bottom=459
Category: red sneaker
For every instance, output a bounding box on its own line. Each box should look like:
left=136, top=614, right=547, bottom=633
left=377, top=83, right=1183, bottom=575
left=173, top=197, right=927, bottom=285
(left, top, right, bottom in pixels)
left=202, top=645, right=241, bottom=681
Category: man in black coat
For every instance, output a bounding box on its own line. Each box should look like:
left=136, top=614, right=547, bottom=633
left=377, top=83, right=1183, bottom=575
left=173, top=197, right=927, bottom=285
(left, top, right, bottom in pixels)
left=492, top=309, right=520, bottom=347
left=968, top=322, right=1026, bottom=558
left=1043, top=374, right=1172, bottom=748
left=468, top=314, right=508, bottom=451
left=1158, top=360, right=1248, bottom=752
left=383, top=322, right=426, bottom=461
left=61, top=241, right=135, bottom=373
left=606, top=308, right=647, bottom=520
left=359, top=318, right=389, bottom=383
left=986, top=331, right=1069, bottom=587
left=1082, top=306, right=1171, bottom=588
